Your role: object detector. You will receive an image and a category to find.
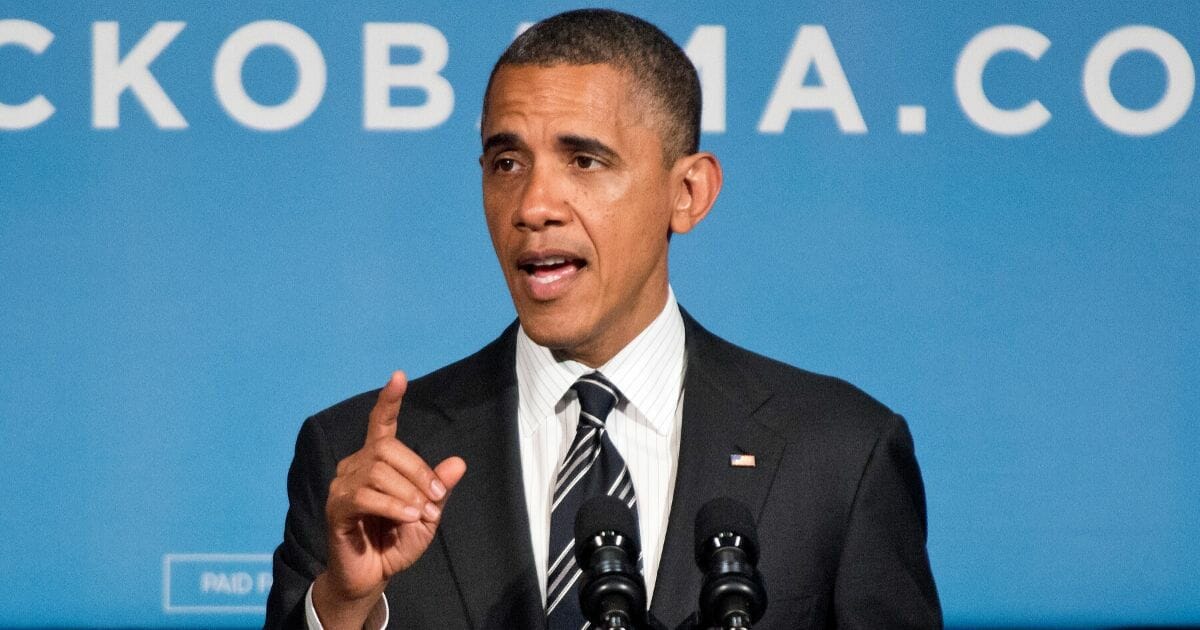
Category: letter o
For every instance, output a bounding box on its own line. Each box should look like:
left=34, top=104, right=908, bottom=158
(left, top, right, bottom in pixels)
left=213, top=20, right=326, bottom=131
left=1083, top=25, right=1195, bottom=136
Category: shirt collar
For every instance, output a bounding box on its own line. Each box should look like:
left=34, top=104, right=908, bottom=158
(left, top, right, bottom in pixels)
left=515, top=287, right=686, bottom=437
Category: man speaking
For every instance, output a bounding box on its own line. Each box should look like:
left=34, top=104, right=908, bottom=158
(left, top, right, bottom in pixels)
left=266, top=9, right=940, bottom=629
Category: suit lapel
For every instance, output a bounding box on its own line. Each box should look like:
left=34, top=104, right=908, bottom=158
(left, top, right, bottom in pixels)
left=406, top=314, right=786, bottom=628
left=414, top=325, right=545, bottom=629
left=650, top=313, right=786, bottom=629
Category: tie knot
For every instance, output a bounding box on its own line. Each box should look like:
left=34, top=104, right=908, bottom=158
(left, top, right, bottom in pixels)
left=571, top=372, right=620, bottom=428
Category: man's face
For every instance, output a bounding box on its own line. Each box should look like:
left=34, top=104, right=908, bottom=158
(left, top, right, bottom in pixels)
left=481, top=63, right=678, bottom=367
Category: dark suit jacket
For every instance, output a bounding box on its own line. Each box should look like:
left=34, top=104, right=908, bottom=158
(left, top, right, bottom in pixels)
left=266, top=313, right=941, bottom=629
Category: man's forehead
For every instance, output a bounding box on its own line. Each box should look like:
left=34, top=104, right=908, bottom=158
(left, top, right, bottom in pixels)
left=489, top=61, right=634, bottom=91
left=482, top=63, right=659, bottom=145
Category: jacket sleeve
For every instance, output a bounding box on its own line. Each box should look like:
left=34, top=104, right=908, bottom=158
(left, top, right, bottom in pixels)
left=265, top=417, right=337, bottom=630
left=833, top=414, right=943, bottom=629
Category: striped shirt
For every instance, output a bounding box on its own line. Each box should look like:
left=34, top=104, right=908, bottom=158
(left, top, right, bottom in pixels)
left=516, top=287, right=686, bottom=605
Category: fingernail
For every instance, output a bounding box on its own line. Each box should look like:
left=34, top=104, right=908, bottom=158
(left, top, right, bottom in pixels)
left=430, top=479, right=446, bottom=500
left=402, top=505, right=421, bottom=521
left=423, top=502, right=441, bottom=520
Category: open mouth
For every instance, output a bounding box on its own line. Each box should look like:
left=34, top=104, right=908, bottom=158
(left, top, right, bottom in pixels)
left=518, top=255, right=587, bottom=285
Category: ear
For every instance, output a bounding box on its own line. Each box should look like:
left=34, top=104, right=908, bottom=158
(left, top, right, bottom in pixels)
left=668, top=152, right=723, bottom=235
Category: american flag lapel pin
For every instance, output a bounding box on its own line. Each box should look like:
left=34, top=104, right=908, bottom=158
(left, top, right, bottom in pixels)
left=730, top=453, right=756, bottom=468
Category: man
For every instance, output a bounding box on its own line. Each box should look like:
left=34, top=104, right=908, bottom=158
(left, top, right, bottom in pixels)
left=266, top=9, right=940, bottom=629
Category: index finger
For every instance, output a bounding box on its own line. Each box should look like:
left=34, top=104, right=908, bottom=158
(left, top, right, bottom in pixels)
left=366, top=370, right=407, bottom=443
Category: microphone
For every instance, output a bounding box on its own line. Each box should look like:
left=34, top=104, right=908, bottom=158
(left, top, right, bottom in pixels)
left=694, top=497, right=767, bottom=629
left=574, top=494, right=649, bottom=630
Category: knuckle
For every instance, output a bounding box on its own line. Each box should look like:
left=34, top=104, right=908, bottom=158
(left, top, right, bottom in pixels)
left=417, top=467, right=436, bottom=489
left=336, top=451, right=365, bottom=476
left=326, top=482, right=350, bottom=517
left=351, top=487, right=374, bottom=507
left=367, top=461, right=391, bottom=485
left=391, top=480, right=419, bottom=505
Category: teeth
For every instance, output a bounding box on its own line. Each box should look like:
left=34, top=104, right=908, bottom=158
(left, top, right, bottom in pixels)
left=532, top=256, right=566, bottom=267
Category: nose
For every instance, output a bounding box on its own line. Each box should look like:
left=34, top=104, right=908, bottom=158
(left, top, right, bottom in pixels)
left=513, top=163, right=569, bottom=231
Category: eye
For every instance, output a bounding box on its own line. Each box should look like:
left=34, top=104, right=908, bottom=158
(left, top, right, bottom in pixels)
left=494, top=157, right=518, bottom=172
left=572, top=155, right=601, bottom=170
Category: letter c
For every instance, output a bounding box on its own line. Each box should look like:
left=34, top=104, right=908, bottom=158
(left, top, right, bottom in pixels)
left=0, top=19, right=55, bottom=130
left=955, top=25, right=1051, bottom=136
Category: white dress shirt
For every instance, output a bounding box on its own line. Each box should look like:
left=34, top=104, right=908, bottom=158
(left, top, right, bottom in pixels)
left=516, top=287, right=686, bottom=604
left=306, top=289, right=686, bottom=628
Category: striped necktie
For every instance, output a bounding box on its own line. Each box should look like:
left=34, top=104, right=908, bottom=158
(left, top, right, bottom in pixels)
left=546, top=372, right=640, bottom=629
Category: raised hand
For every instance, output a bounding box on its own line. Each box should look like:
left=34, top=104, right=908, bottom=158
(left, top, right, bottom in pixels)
left=312, top=371, right=467, bottom=629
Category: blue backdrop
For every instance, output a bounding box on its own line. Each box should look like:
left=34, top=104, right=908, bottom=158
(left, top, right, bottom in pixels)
left=1, top=1, right=1197, bottom=627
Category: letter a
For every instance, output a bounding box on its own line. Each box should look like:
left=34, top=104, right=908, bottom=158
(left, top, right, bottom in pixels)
left=758, top=25, right=866, bottom=134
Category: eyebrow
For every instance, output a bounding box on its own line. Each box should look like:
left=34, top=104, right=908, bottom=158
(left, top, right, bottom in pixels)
left=481, top=132, right=620, bottom=164
left=481, top=132, right=521, bottom=155
left=558, top=135, right=619, bottom=163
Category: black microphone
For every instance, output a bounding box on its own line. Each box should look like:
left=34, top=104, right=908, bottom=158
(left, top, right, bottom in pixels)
left=574, top=494, right=649, bottom=630
left=694, top=497, right=768, bottom=629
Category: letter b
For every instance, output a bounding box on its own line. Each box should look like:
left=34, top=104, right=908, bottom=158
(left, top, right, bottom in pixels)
left=363, top=23, right=454, bottom=130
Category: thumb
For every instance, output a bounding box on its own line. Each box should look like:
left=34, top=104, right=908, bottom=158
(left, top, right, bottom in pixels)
left=432, top=456, right=467, bottom=503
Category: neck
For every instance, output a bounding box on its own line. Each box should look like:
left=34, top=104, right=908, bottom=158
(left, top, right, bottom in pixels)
left=551, top=285, right=672, bottom=368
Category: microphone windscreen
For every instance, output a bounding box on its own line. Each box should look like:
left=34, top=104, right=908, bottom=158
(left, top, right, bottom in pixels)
left=694, top=497, right=759, bottom=561
left=574, top=494, right=640, bottom=547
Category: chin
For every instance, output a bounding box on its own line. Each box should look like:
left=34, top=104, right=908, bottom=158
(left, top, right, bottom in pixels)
left=516, top=307, right=588, bottom=352
left=519, top=317, right=579, bottom=350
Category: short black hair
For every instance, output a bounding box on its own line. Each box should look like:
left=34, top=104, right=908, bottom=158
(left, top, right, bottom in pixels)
left=484, top=9, right=701, bottom=161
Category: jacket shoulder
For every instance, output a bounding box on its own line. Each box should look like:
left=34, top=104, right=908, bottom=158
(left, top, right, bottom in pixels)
left=686, top=314, right=899, bottom=437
